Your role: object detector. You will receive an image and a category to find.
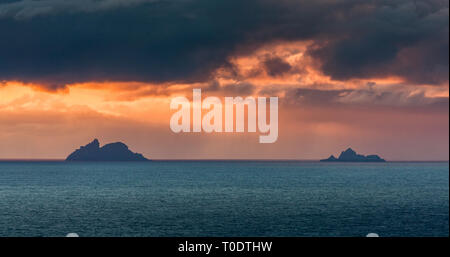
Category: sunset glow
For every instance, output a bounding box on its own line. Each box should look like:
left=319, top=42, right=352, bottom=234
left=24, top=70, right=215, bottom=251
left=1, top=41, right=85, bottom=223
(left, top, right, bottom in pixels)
left=0, top=0, right=448, bottom=160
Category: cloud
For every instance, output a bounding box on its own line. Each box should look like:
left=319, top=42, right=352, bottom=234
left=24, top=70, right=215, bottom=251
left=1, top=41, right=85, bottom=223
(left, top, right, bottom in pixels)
left=336, top=87, right=448, bottom=107
left=263, top=56, right=292, bottom=77
left=203, top=80, right=255, bottom=96
left=0, top=0, right=154, bottom=19
left=309, top=0, right=449, bottom=85
left=283, top=83, right=449, bottom=111
left=0, top=0, right=448, bottom=89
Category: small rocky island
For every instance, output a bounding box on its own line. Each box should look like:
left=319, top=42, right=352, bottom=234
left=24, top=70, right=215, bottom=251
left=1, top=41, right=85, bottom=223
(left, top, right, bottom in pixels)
left=66, top=139, right=149, bottom=161
left=320, top=148, right=386, bottom=162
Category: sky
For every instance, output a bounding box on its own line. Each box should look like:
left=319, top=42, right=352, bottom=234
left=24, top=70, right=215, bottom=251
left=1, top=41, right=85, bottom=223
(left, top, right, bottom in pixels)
left=0, top=0, right=448, bottom=160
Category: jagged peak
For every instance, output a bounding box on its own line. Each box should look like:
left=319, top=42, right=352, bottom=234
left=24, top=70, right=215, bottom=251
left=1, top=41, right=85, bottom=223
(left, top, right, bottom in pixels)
left=343, top=148, right=356, bottom=153
left=81, top=138, right=100, bottom=149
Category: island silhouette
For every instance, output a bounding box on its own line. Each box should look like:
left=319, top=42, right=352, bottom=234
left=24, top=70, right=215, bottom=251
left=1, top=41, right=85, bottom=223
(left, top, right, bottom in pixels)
left=66, top=139, right=149, bottom=161
left=320, top=148, right=386, bottom=162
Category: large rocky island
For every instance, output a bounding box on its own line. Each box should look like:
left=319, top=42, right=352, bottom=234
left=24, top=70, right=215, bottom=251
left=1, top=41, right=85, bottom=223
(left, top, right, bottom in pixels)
left=320, top=148, right=386, bottom=162
left=66, top=139, right=149, bottom=161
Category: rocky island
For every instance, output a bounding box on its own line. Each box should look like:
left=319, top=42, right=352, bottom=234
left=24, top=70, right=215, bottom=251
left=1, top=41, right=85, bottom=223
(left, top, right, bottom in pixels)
left=66, top=139, right=149, bottom=161
left=320, top=148, right=386, bottom=162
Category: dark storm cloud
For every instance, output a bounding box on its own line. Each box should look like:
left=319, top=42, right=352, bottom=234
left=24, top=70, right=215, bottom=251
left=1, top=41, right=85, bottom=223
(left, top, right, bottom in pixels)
left=0, top=0, right=448, bottom=88
left=263, top=56, right=292, bottom=77
left=310, top=0, right=449, bottom=85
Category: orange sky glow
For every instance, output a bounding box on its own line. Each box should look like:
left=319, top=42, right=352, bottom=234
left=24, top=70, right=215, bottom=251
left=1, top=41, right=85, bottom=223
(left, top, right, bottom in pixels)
left=0, top=41, right=448, bottom=160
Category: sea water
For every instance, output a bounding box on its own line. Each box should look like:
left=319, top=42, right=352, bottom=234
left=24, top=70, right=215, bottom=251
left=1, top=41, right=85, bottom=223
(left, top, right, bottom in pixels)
left=0, top=161, right=448, bottom=237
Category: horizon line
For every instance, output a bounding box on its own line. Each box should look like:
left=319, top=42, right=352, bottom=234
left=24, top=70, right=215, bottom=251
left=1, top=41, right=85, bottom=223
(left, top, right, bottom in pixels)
left=0, top=158, right=448, bottom=163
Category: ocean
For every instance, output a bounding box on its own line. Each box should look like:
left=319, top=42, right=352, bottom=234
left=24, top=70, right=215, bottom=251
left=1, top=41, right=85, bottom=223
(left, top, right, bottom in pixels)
left=0, top=161, right=448, bottom=237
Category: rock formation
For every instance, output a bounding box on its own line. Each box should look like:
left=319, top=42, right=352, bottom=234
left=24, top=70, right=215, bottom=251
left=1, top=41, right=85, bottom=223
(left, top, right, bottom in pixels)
left=66, top=139, right=149, bottom=161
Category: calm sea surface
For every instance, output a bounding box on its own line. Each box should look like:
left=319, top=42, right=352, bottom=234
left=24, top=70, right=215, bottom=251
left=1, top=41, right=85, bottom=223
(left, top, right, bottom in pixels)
left=0, top=161, right=448, bottom=237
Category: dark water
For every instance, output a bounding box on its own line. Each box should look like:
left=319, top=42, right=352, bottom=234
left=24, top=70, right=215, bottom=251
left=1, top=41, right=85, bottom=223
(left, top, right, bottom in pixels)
left=0, top=161, right=448, bottom=237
